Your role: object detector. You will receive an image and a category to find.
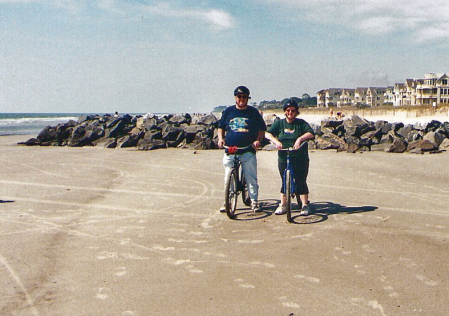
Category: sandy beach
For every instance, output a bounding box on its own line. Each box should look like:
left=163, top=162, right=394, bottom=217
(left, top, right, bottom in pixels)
left=1, top=134, right=449, bottom=315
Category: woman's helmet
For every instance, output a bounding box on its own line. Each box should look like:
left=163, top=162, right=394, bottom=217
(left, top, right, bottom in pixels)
left=283, top=99, right=299, bottom=111
left=234, top=86, right=250, bottom=96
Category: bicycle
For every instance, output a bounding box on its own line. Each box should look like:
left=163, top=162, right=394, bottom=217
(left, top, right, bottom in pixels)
left=223, top=145, right=252, bottom=219
left=279, top=141, right=308, bottom=223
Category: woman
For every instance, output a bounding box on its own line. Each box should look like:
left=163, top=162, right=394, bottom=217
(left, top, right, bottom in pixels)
left=264, top=99, right=315, bottom=216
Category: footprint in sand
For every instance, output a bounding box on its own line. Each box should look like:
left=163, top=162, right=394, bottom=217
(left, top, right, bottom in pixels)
left=234, top=278, right=255, bottom=289
left=116, top=267, right=127, bottom=277
left=96, top=287, right=109, bottom=300
left=416, top=274, right=437, bottom=286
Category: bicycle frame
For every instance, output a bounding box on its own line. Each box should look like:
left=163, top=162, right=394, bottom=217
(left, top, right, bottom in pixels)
left=278, top=141, right=308, bottom=222
left=282, top=148, right=296, bottom=196
left=279, top=142, right=307, bottom=195
left=223, top=145, right=252, bottom=219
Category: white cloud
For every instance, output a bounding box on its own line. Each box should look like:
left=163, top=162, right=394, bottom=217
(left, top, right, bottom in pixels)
left=0, top=0, right=236, bottom=30
left=200, top=9, right=235, bottom=29
left=260, top=0, right=449, bottom=41
left=143, top=3, right=236, bottom=30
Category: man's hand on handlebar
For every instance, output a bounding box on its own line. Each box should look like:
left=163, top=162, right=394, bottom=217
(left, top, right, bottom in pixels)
left=252, top=140, right=261, bottom=149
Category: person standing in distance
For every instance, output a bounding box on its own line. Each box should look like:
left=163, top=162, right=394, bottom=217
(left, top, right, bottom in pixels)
left=264, top=99, right=315, bottom=216
left=218, top=86, right=267, bottom=213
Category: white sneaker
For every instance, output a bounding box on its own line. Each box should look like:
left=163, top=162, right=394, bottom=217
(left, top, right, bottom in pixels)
left=219, top=204, right=226, bottom=213
left=252, top=201, right=262, bottom=212
left=300, top=204, right=310, bottom=216
left=275, top=204, right=287, bottom=215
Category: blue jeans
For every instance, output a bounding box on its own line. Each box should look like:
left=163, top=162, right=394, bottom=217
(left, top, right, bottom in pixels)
left=223, top=152, right=258, bottom=202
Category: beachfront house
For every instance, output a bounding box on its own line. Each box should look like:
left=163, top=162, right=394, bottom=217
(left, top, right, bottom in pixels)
left=338, top=89, right=355, bottom=107
left=354, top=88, right=367, bottom=106
left=320, top=88, right=342, bottom=107
left=316, top=73, right=449, bottom=107
left=384, top=86, right=395, bottom=105
left=317, top=89, right=326, bottom=107
left=416, top=73, right=449, bottom=106
left=366, top=87, right=387, bottom=107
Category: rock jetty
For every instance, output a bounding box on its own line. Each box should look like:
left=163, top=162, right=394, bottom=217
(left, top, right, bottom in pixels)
left=21, top=113, right=219, bottom=150
left=314, top=115, right=449, bottom=154
left=21, top=113, right=449, bottom=154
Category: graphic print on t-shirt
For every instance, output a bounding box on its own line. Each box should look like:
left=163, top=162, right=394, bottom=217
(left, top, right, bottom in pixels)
left=229, top=117, right=249, bottom=133
left=284, top=128, right=295, bottom=134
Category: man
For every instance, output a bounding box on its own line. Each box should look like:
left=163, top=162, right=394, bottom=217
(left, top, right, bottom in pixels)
left=218, top=86, right=267, bottom=212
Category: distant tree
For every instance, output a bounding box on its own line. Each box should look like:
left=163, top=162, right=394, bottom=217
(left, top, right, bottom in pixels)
left=212, top=105, right=228, bottom=112
left=291, top=97, right=301, bottom=105
left=281, top=98, right=290, bottom=105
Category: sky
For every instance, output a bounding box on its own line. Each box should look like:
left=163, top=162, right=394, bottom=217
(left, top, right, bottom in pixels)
left=1, top=0, right=448, bottom=114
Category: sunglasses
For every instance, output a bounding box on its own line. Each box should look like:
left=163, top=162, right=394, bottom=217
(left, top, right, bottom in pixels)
left=285, top=109, right=297, bottom=113
left=236, top=95, right=249, bottom=99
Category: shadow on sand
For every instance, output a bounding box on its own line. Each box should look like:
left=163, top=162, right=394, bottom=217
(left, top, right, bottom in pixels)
left=0, top=200, right=14, bottom=204
left=261, top=200, right=378, bottom=225
left=228, top=199, right=279, bottom=221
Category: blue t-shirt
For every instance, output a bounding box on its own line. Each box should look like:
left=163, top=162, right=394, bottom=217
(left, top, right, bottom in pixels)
left=219, top=105, right=267, bottom=148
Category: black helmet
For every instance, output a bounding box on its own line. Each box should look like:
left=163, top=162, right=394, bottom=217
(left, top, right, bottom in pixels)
left=234, top=86, right=250, bottom=96
left=283, top=99, right=299, bottom=111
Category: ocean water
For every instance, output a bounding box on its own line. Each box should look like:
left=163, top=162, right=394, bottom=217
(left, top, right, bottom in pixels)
left=0, top=113, right=84, bottom=136
left=0, top=112, right=164, bottom=136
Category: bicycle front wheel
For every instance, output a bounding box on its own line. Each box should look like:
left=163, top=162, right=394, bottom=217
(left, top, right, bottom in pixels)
left=225, top=169, right=238, bottom=219
left=285, top=169, right=293, bottom=223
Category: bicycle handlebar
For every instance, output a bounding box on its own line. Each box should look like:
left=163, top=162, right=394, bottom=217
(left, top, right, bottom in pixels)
left=223, top=144, right=254, bottom=154
left=276, top=141, right=308, bottom=151
left=223, top=144, right=253, bottom=149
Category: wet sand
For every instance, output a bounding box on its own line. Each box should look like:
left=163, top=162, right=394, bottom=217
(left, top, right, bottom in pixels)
left=1, top=135, right=449, bottom=315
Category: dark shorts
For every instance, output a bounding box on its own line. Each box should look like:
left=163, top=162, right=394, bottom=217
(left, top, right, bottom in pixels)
left=278, top=157, right=309, bottom=195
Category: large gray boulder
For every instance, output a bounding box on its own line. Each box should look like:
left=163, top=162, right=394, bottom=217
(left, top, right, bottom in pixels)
left=407, top=139, right=438, bottom=152
left=315, top=133, right=345, bottom=150
left=191, top=113, right=218, bottom=126
left=67, top=124, right=89, bottom=147
left=117, top=132, right=144, bottom=148
left=423, top=131, right=445, bottom=147
left=169, top=113, right=192, bottom=126
left=137, top=139, right=166, bottom=151
left=386, top=137, right=408, bottom=153
left=439, top=138, right=449, bottom=150
left=343, top=115, right=374, bottom=138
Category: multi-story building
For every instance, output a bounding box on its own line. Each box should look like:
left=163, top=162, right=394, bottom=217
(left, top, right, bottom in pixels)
left=354, top=88, right=367, bottom=106
left=337, top=89, right=355, bottom=107
left=366, top=87, right=387, bottom=107
left=316, top=73, right=448, bottom=107
left=416, top=73, right=449, bottom=106
left=316, top=89, right=326, bottom=107
left=384, top=86, right=395, bottom=105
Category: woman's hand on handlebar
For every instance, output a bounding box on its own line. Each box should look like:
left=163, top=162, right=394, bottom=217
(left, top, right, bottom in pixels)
left=218, top=139, right=225, bottom=149
left=272, top=140, right=283, bottom=150
left=293, top=139, right=302, bottom=149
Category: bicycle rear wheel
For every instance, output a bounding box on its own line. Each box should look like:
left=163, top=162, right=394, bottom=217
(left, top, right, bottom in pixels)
left=285, top=169, right=293, bottom=222
left=240, top=173, right=252, bottom=206
left=225, top=169, right=238, bottom=219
